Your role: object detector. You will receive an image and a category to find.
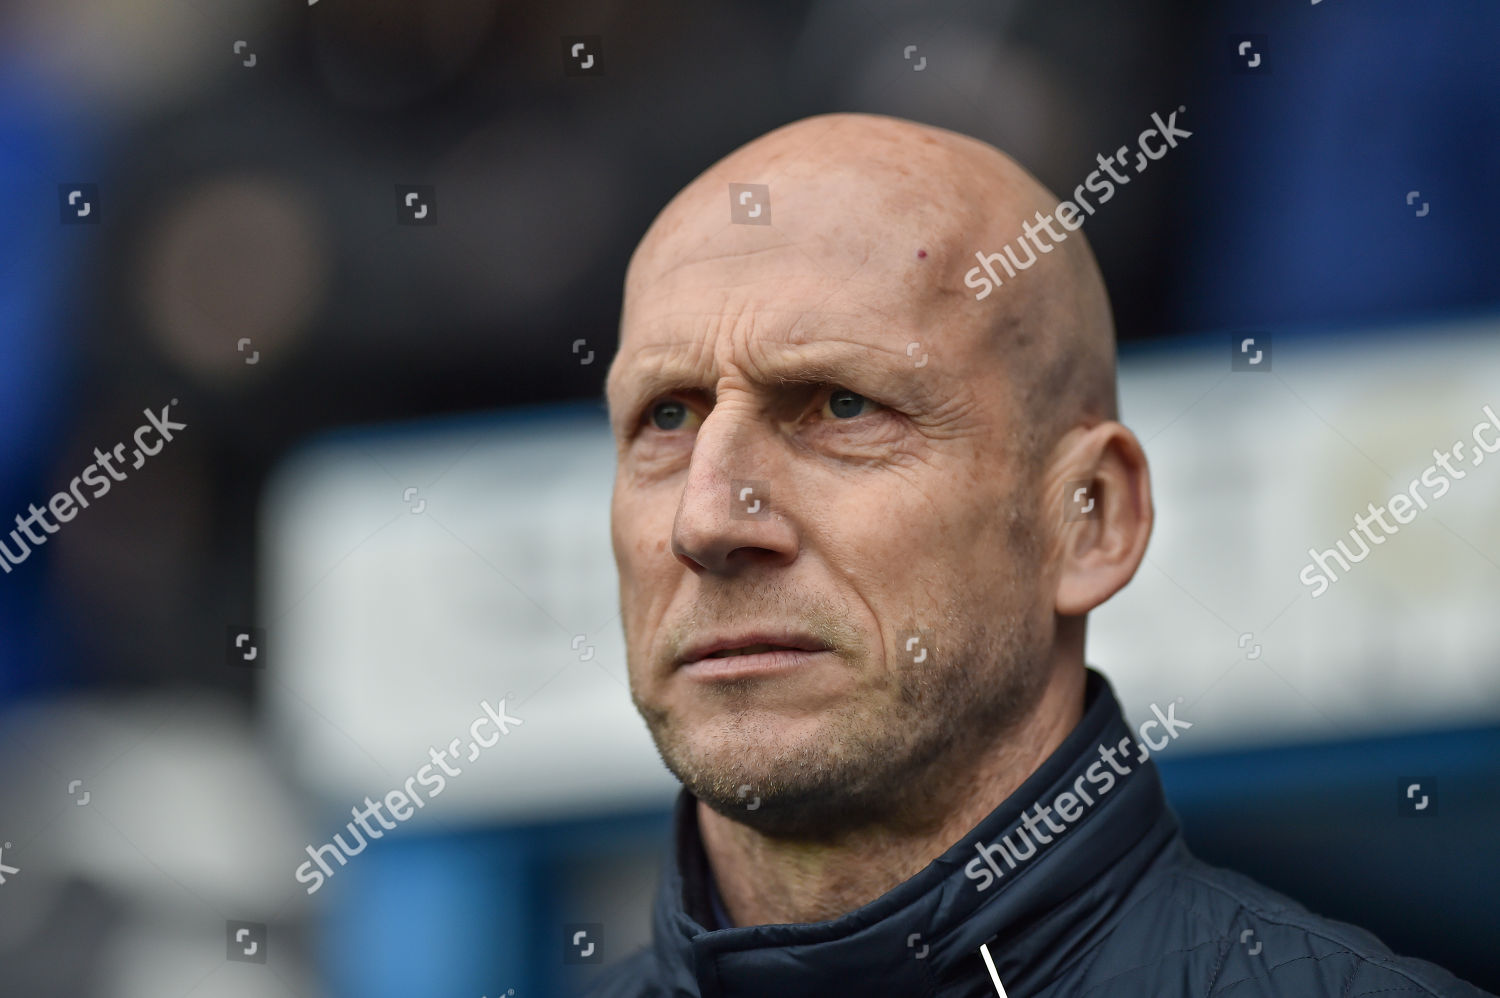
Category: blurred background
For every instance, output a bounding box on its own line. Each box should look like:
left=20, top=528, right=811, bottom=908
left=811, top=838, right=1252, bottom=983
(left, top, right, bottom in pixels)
left=1, top=0, right=1497, bottom=996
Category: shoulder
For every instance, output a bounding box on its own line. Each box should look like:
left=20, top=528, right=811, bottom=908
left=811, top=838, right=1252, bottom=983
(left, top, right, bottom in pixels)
left=1069, top=843, right=1493, bottom=998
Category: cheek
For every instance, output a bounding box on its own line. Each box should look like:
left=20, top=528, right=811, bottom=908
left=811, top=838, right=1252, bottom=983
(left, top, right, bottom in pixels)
left=808, top=485, right=945, bottom=615
left=613, top=484, right=666, bottom=565
left=806, top=471, right=909, bottom=544
left=612, top=495, right=679, bottom=625
left=897, top=476, right=1028, bottom=597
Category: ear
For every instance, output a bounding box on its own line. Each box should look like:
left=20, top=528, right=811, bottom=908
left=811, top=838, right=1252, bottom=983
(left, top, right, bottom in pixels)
left=1046, top=422, right=1153, bottom=616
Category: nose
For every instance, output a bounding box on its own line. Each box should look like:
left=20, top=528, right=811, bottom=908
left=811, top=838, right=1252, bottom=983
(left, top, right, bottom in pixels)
left=670, top=409, right=797, bottom=574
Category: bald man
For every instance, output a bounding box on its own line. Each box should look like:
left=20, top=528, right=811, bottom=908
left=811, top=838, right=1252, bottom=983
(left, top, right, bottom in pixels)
left=588, top=113, right=1490, bottom=998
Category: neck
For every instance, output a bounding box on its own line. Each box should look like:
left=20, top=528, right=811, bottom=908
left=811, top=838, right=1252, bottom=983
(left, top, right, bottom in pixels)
left=698, top=663, right=1086, bottom=927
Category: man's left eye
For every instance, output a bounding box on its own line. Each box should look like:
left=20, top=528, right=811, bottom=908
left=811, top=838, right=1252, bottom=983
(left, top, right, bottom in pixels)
left=823, top=388, right=879, bottom=420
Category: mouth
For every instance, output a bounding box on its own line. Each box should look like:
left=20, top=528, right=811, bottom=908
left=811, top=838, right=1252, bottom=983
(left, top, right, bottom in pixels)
left=677, top=634, right=831, bottom=671
left=705, top=642, right=801, bottom=658
left=678, top=645, right=833, bottom=680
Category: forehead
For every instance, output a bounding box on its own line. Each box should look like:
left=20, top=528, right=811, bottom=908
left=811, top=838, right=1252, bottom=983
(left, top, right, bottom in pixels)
left=606, top=252, right=971, bottom=428
left=606, top=139, right=1018, bottom=430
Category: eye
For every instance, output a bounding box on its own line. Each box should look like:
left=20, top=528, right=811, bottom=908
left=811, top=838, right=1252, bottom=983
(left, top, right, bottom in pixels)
left=645, top=398, right=702, bottom=432
left=823, top=388, right=879, bottom=420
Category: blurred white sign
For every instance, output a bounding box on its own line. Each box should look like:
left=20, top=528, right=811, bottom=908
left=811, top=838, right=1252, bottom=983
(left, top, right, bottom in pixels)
left=263, top=318, right=1500, bottom=820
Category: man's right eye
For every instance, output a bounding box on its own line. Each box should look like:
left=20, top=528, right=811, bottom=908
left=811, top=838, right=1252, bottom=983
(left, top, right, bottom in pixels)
left=645, top=399, right=702, bottom=432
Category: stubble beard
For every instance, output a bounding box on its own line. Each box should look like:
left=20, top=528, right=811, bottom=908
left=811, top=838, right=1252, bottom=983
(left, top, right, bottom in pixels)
left=630, top=510, right=1050, bottom=841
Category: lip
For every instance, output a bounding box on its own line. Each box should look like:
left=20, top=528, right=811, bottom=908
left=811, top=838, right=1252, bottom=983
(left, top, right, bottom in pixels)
left=678, top=647, right=834, bottom=680
left=677, top=632, right=830, bottom=668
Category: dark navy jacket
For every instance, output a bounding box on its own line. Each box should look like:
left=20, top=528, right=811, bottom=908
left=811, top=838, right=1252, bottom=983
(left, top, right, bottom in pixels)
left=581, top=670, right=1492, bottom=997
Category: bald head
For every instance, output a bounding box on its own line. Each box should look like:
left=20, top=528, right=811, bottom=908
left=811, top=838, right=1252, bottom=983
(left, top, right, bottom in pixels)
left=619, top=111, right=1117, bottom=469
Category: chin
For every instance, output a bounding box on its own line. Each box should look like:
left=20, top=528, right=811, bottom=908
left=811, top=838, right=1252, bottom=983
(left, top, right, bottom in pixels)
left=691, top=707, right=829, bottom=763
left=658, top=713, right=890, bottom=829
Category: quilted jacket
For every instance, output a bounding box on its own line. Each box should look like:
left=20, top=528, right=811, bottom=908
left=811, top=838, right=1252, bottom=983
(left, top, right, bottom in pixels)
left=579, top=669, right=1493, bottom=998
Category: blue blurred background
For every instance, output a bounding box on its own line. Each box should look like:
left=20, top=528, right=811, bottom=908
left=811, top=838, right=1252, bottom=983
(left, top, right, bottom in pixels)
left=0, top=0, right=1496, bottom=996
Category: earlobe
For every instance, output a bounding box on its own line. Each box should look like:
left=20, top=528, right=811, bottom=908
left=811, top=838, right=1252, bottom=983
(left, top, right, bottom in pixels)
left=1051, top=423, right=1153, bottom=617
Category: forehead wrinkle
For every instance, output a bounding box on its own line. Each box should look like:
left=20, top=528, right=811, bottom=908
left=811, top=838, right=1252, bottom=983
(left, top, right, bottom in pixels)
left=628, top=248, right=937, bottom=351
left=620, top=288, right=903, bottom=381
left=631, top=230, right=860, bottom=317
left=625, top=270, right=897, bottom=350
left=629, top=242, right=799, bottom=304
left=628, top=214, right=971, bottom=358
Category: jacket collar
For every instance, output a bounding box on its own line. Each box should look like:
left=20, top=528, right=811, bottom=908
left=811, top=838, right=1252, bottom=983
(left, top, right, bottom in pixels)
left=648, top=668, right=1182, bottom=997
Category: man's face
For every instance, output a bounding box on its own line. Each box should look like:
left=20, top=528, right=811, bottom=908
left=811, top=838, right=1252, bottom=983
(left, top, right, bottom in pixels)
left=606, top=174, right=1056, bottom=835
